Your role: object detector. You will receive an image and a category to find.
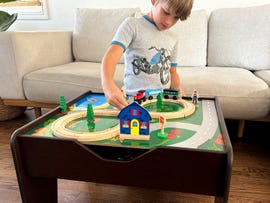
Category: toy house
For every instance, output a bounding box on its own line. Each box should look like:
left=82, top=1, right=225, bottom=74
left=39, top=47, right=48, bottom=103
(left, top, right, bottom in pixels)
left=118, top=102, right=152, bottom=140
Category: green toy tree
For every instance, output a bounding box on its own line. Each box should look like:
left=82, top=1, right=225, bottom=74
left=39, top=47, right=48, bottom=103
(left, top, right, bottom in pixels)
left=86, top=103, right=94, bottom=122
left=59, top=96, right=67, bottom=112
left=87, top=122, right=95, bottom=132
left=157, top=93, right=163, bottom=109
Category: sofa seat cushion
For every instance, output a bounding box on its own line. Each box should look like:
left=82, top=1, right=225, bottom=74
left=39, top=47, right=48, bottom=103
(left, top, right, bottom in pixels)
left=254, top=70, right=270, bottom=87
left=23, top=62, right=124, bottom=103
left=178, top=67, right=270, bottom=119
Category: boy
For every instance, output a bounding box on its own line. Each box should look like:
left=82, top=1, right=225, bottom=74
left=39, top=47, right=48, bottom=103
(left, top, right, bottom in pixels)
left=101, top=0, right=193, bottom=109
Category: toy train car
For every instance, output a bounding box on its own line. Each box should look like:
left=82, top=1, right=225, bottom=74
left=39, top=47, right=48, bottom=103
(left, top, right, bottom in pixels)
left=134, top=90, right=146, bottom=104
left=134, top=88, right=180, bottom=104
left=145, top=88, right=163, bottom=100
left=163, top=89, right=180, bottom=100
left=134, top=88, right=162, bottom=103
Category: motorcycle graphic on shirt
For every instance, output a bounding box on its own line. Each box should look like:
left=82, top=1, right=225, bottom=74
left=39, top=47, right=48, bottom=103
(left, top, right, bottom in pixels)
left=131, top=46, right=170, bottom=85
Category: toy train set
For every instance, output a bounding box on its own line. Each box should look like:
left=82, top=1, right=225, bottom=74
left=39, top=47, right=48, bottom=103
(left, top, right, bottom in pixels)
left=50, top=88, right=200, bottom=142
left=133, top=88, right=180, bottom=104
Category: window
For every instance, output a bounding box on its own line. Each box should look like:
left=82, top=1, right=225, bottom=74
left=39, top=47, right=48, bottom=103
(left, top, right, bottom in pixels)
left=122, top=120, right=129, bottom=128
left=130, top=108, right=140, bottom=116
left=140, top=121, right=148, bottom=129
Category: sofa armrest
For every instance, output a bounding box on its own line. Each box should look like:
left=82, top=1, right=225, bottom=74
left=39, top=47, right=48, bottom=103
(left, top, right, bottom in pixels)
left=0, top=31, right=73, bottom=99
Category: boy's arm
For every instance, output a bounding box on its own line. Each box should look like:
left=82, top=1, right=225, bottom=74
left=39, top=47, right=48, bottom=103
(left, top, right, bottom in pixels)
left=170, top=66, right=185, bottom=97
left=101, top=44, right=128, bottom=109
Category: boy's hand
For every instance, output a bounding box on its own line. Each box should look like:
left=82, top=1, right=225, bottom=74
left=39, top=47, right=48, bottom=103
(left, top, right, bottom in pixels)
left=170, top=68, right=185, bottom=97
left=103, top=83, right=128, bottom=110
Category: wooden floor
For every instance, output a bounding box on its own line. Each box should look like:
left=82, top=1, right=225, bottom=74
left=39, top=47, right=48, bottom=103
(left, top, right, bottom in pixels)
left=0, top=109, right=269, bottom=203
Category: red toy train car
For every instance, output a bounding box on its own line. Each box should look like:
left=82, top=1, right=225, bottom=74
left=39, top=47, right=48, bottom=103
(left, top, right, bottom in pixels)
left=134, top=90, right=146, bottom=104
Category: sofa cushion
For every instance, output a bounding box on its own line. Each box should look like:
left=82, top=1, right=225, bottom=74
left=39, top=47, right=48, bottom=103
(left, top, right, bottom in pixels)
left=254, top=69, right=270, bottom=87
left=73, top=7, right=140, bottom=63
left=208, top=4, right=270, bottom=70
left=0, top=31, right=73, bottom=99
left=178, top=67, right=270, bottom=119
left=23, top=62, right=124, bottom=103
left=171, top=10, right=208, bottom=67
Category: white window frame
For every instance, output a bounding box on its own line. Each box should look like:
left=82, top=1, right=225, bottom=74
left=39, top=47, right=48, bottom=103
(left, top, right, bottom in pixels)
left=0, top=0, right=48, bottom=20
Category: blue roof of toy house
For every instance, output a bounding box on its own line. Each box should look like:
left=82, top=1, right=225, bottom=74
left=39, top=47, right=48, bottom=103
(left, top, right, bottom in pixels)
left=118, top=102, right=152, bottom=120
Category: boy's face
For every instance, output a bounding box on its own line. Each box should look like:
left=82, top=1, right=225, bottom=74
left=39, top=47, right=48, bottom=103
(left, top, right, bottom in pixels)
left=151, top=1, right=179, bottom=30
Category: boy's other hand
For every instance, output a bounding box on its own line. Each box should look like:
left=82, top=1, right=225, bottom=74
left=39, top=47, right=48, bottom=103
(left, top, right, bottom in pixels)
left=179, top=87, right=186, bottom=97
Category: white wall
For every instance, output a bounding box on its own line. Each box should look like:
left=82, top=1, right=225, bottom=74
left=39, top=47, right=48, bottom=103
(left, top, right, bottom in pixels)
left=10, top=0, right=270, bottom=31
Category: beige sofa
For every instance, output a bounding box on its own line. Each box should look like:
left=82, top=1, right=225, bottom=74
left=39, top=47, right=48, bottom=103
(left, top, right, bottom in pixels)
left=0, top=5, right=269, bottom=137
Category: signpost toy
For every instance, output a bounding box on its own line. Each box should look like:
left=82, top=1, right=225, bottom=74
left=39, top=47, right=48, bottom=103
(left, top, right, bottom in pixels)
left=157, top=115, right=168, bottom=138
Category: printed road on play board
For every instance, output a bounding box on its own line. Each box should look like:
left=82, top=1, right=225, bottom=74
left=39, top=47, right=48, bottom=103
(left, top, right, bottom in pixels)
left=72, top=94, right=221, bottom=149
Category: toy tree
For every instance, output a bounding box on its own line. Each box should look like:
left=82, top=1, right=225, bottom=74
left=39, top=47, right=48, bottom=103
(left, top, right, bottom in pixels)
left=86, top=103, right=94, bottom=122
left=59, top=96, right=67, bottom=112
left=157, top=93, right=163, bottom=109
left=87, top=122, right=95, bottom=132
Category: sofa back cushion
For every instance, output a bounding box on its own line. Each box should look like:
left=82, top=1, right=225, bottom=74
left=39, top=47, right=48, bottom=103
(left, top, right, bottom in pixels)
left=73, top=7, right=140, bottom=63
left=171, top=9, right=208, bottom=67
left=208, top=4, right=270, bottom=70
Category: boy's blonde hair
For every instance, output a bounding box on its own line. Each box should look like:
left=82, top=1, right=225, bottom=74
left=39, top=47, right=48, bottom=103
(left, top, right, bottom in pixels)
left=156, top=0, right=193, bottom=21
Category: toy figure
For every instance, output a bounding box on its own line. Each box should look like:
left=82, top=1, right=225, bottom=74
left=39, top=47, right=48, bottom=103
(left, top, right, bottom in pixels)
left=191, top=90, right=199, bottom=104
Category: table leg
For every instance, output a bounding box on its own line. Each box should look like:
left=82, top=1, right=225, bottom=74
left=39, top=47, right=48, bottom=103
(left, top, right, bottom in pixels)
left=19, top=177, right=57, bottom=203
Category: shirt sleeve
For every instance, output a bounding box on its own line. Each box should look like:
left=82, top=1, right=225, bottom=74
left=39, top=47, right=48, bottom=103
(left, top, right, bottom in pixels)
left=111, top=17, right=135, bottom=52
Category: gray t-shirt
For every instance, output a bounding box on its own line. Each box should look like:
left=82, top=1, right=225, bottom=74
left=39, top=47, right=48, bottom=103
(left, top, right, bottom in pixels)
left=112, top=15, right=179, bottom=95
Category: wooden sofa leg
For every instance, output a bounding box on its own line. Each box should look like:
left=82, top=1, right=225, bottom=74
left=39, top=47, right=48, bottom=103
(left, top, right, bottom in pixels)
left=237, top=119, right=245, bottom=138
left=34, top=107, right=42, bottom=118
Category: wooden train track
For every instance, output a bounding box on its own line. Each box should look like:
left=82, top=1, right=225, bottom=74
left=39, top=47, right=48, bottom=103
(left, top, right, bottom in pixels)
left=51, top=111, right=119, bottom=142
left=51, top=99, right=195, bottom=142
